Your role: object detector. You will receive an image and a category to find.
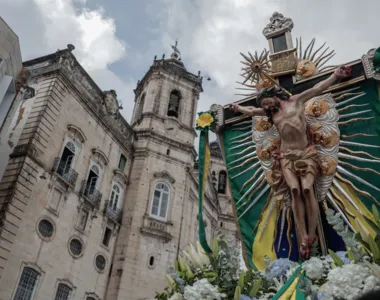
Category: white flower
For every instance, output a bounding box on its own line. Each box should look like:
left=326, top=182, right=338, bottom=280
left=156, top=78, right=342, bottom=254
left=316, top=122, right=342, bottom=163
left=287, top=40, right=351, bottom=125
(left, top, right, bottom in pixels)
left=169, top=293, right=184, bottom=300
left=322, top=264, right=375, bottom=300
left=302, top=257, right=325, bottom=281
left=362, top=275, right=380, bottom=295
left=184, top=279, right=226, bottom=300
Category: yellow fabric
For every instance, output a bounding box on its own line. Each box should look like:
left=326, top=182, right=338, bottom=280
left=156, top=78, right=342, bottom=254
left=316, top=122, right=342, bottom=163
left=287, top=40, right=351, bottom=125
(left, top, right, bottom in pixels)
left=278, top=277, right=299, bottom=300
left=252, top=194, right=278, bottom=270
left=291, top=288, right=297, bottom=300
left=331, top=179, right=376, bottom=239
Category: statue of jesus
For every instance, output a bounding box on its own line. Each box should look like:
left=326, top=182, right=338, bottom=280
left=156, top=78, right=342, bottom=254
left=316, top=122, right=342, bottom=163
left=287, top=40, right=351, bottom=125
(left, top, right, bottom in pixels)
left=229, top=65, right=352, bottom=259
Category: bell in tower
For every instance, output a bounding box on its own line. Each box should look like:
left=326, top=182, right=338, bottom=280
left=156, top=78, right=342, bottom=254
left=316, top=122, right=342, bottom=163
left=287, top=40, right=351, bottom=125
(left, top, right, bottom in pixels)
left=167, top=90, right=180, bottom=118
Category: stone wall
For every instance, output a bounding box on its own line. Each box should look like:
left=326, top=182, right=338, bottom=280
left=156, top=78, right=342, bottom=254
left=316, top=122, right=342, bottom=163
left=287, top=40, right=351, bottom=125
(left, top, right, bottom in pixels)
left=0, top=60, right=133, bottom=299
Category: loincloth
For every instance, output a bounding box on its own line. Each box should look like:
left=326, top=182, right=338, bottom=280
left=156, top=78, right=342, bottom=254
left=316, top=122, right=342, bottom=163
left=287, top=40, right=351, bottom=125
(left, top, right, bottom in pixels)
left=281, top=145, right=318, bottom=177
left=265, top=145, right=318, bottom=201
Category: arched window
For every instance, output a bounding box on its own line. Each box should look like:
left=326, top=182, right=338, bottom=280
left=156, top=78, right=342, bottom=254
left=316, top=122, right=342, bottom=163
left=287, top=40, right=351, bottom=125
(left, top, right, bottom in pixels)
left=57, top=141, right=76, bottom=176
left=218, top=171, right=227, bottom=194
left=167, top=90, right=181, bottom=118
left=150, top=183, right=170, bottom=220
left=83, top=162, right=102, bottom=197
left=54, top=283, right=72, bottom=300
left=135, top=93, right=145, bottom=121
left=14, top=267, right=40, bottom=300
left=109, top=184, right=121, bottom=210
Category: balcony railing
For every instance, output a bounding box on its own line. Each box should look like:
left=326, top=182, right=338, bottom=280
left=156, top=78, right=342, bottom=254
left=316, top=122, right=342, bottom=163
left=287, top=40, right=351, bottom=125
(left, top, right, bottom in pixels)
left=106, top=206, right=122, bottom=223
left=80, top=180, right=102, bottom=208
left=10, top=142, right=41, bottom=159
left=52, top=158, right=78, bottom=187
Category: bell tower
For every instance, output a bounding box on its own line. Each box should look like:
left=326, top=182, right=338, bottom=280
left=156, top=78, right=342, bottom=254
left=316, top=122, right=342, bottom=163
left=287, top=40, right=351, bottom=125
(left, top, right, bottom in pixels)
left=131, top=41, right=203, bottom=148
left=107, top=43, right=203, bottom=300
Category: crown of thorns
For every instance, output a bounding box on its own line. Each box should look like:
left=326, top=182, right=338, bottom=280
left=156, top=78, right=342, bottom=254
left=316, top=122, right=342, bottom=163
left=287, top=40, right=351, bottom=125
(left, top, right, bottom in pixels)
left=256, top=87, right=290, bottom=106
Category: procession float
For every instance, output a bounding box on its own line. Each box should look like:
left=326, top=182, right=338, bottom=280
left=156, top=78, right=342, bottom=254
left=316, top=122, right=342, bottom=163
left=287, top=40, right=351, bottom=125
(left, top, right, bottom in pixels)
left=154, top=12, right=380, bottom=300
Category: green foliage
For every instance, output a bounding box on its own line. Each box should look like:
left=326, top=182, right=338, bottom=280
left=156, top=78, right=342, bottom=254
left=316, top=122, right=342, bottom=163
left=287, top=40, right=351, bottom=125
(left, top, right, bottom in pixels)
left=233, top=286, right=241, bottom=300
left=248, top=278, right=262, bottom=297
left=368, top=235, right=380, bottom=263
left=328, top=249, right=344, bottom=267
left=154, top=232, right=268, bottom=300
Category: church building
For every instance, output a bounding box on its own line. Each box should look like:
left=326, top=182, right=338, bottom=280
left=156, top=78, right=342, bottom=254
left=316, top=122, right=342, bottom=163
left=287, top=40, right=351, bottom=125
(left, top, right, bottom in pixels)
left=0, top=18, right=237, bottom=300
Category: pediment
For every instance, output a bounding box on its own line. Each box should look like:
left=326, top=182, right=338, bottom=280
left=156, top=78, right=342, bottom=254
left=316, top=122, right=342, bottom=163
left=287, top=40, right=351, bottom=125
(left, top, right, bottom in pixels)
left=113, top=169, right=128, bottom=185
left=67, top=124, right=87, bottom=143
left=91, top=148, right=109, bottom=166
left=153, top=171, right=175, bottom=184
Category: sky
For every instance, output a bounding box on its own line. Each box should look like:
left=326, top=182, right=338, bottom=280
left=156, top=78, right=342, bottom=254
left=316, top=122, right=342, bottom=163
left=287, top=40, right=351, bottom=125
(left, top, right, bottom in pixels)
left=1, top=0, right=380, bottom=127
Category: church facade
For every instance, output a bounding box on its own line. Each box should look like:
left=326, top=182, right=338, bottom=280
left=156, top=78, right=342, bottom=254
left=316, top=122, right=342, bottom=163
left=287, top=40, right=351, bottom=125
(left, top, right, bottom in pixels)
left=0, top=21, right=237, bottom=300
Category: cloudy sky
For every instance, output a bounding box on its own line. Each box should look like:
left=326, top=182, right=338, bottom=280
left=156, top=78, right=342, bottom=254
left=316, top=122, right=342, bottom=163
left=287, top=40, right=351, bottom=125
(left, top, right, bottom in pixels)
left=1, top=0, right=380, bottom=125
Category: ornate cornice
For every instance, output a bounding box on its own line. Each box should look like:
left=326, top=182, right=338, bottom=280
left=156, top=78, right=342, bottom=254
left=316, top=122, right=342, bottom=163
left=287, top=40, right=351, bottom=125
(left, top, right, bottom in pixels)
left=361, top=48, right=380, bottom=81
left=134, top=129, right=197, bottom=156
left=210, top=104, right=224, bottom=133
left=134, top=58, right=203, bottom=98
left=263, top=12, right=294, bottom=39
left=24, top=49, right=135, bottom=155
left=153, top=171, right=176, bottom=184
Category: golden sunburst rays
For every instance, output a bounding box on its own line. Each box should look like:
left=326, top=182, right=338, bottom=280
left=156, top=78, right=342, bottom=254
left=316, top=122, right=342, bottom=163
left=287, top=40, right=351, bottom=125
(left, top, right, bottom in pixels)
left=334, top=86, right=380, bottom=202
left=227, top=151, right=257, bottom=166
left=339, top=146, right=380, bottom=160
left=335, top=92, right=366, bottom=107
left=231, top=135, right=252, bottom=145
left=238, top=167, right=264, bottom=194
left=230, top=131, right=251, bottom=141
left=341, top=133, right=377, bottom=140
left=337, top=103, right=370, bottom=113
left=336, top=165, right=380, bottom=193
left=331, top=179, right=362, bottom=213
left=238, top=185, right=271, bottom=220
left=227, top=145, right=256, bottom=158
left=335, top=173, right=379, bottom=204
left=236, top=49, right=274, bottom=97
left=326, top=191, right=356, bottom=231
left=229, top=140, right=255, bottom=151
left=231, top=161, right=259, bottom=179
left=295, top=37, right=336, bottom=79
left=339, top=109, right=372, bottom=119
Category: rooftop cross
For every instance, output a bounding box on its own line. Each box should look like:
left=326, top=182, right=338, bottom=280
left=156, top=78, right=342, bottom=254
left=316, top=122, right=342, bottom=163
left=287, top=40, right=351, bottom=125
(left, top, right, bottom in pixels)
left=170, top=39, right=181, bottom=59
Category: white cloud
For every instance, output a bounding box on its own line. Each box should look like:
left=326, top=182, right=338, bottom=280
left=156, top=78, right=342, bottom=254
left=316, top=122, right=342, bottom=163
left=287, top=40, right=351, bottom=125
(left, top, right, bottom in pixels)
left=34, top=0, right=126, bottom=70
left=147, top=0, right=380, bottom=149
left=150, top=0, right=380, bottom=114
left=1, top=0, right=135, bottom=121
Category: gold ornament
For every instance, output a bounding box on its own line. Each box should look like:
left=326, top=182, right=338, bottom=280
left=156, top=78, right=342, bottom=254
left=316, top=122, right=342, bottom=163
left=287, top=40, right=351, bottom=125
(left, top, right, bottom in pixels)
left=305, top=99, right=329, bottom=117
left=296, top=60, right=317, bottom=78
left=256, top=116, right=272, bottom=131
left=317, top=156, right=337, bottom=176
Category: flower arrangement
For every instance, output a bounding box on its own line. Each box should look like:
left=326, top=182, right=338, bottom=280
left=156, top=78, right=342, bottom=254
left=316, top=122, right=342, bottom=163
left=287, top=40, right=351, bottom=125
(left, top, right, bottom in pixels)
left=152, top=206, right=380, bottom=300
left=196, top=111, right=217, bottom=132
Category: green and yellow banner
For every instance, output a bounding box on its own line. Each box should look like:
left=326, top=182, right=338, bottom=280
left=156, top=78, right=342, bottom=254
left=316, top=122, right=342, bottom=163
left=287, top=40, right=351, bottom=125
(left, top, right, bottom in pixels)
left=196, top=111, right=217, bottom=253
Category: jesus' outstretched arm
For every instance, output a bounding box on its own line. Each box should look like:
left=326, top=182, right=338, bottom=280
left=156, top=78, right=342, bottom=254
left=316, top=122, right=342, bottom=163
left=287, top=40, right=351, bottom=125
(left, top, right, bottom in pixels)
left=297, top=65, right=352, bottom=104
left=229, top=103, right=266, bottom=116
